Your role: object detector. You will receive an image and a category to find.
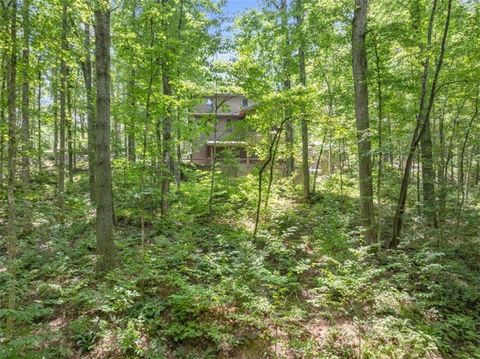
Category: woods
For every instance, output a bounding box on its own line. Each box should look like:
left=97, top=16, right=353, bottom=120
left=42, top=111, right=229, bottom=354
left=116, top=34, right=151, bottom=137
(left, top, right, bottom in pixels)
left=1, top=0, right=480, bottom=357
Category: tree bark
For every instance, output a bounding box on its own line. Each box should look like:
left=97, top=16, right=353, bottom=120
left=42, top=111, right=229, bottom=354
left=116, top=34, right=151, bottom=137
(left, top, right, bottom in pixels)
left=160, top=64, right=173, bottom=216
left=80, top=23, right=96, bottom=203
left=296, top=0, right=310, bottom=202
left=374, top=37, right=383, bottom=241
left=458, top=92, right=478, bottom=210
left=254, top=117, right=289, bottom=237
left=94, top=5, right=116, bottom=273
left=21, top=0, right=30, bottom=186
left=21, top=0, right=32, bottom=233
left=390, top=0, right=452, bottom=247
left=53, top=69, right=59, bottom=166
left=6, top=0, right=18, bottom=334
left=420, top=113, right=438, bottom=227
left=37, top=69, right=42, bottom=172
left=280, top=0, right=294, bottom=177
left=0, top=56, right=6, bottom=186
left=127, top=76, right=136, bottom=162
left=312, top=129, right=327, bottom=194
left=67, top=78, right=74, bottom=183
left=58, top=1, right=67, bottom=212
left=352, top=0, right=376, bottom=244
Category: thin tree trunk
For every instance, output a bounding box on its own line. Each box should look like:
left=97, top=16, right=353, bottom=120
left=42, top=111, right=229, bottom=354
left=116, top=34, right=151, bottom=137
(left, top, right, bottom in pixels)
left=208, top=101, right=219, bottom=220
left=161, top=65, right=173, bottom=216
left=94, top=5, right=116, bottom=273
left=20, top=0, right=33, bottom=233
left=53, top=69, right=58, bottom=167
left=72, top=84, right=77, bottom=171
left=21, top=0, right=30, bottom=187
left=264, top=125, right=283, bottom=209
left=0, top=56, right=6, bottom=186
left=296, top=0, right=310, bottom=202
left=439, top=99, right=464, bottom=221
left=374, top=37, right=383, bottom=242
left=58, top=2, right=67, bottom=212
left=67, top=78, right=73, bottom=183
left=280, top=0, right=294, bottom=177
left=420, top=109, right=438, bottom=227
left=352, top=0, right=376, bottom=244
left=437, top=94, right=448, bottom=224
left=464, top=145, right=474, bottom=204
left=254, top=117, right=288, bottom=237
left=312, top=129, right=327, bottom=194
left=390, top=0, right=452, bottom=247
left=127, top=76, right=136, bottom=162
left=80, top=23, right=96, bottom=203
left=176, top=119, right=181, bottom=190
left=6, top=0, right=18, bottom=334
left=37, top=68, right=41, bottom=172
left=458, top=92, right=478, bottom=210
left=207, top=94, right=238, bottom=219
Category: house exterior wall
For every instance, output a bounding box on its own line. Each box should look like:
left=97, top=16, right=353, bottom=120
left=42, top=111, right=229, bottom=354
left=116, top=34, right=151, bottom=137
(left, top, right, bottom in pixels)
left=191, top=94, right=256, bottom=169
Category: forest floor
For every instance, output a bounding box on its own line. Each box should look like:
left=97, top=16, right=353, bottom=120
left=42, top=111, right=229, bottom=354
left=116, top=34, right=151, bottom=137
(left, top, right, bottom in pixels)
left=1, top=163, right=479, bottom=358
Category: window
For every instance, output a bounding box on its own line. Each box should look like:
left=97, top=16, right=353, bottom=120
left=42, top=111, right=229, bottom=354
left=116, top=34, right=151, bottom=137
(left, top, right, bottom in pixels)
left=242, top=98, right=248, bottom=107
left=226, top=118, right=234, bottom=132
left=205, top=98, right=213, bottom=112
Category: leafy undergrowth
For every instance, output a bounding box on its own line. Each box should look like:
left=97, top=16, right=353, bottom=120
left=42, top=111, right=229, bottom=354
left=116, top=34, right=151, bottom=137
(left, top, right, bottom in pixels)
left=1, top=168, right=479, bottom=358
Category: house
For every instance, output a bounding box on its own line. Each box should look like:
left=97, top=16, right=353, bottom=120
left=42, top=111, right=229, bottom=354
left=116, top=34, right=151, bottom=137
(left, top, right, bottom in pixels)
left=191, top=93, right=259, bottom=171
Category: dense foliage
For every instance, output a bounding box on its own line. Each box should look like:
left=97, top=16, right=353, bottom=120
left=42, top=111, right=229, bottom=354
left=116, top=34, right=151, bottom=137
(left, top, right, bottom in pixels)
left=1, top=0, right=479, bottom=358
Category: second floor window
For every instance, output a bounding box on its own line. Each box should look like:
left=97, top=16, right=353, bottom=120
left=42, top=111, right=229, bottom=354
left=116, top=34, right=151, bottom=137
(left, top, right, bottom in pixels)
left=226, top=118, right=237, bottom=132
left=242, top=98, right=248, bottom=107
left=206, top=98, right=214, bottom=112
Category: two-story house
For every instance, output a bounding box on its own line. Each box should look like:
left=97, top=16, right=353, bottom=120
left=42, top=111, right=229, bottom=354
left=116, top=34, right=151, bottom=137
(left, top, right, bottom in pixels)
left=191, top=93, right=259, bottom=171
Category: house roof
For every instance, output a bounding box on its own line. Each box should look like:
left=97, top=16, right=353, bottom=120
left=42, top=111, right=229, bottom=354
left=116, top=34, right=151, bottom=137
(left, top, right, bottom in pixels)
left=206, top=140, right=247, bottom=147
left=192, top=103, right=257, bottom=119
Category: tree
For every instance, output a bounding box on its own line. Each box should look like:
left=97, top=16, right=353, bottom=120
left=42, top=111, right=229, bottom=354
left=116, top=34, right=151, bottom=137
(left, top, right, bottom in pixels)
left=21, top=0, right=32, bottom=232
left=80, top=23, right=96, bottom=202
left=6, top=0, right=18, bottom=334
left=352, top=0, right=375, bottom=244
left=390, top=0, right=453, bottom=247
left=296, top=0, right=310, bottom=203
left=94, top=1, right=116, bottom=273
left=58, top=1, right=68, bottom=212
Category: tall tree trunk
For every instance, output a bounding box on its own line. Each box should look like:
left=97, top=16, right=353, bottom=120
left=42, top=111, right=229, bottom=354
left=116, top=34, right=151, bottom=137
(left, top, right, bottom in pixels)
left=390, top=0, right=452, bottom=247
left=160, top=65, right=173, bottom=216
left=280, top=0, right=294, bottom=176
left=296, top=0, right=310, bottom=202
left=94, top=5, right=116, bottom=273
left=437, top=94, right=448, bottom=224
left=264, top=124, right=283, bottom=209
left=208, top=106, right=218, bottom=220
left=254, top=117, right=289, bottom=237
left=0, top=57, right=6, bottom=186
left=21, top=0, right=30, bottom=186
left=458, top=93, right=478, bottom=210
left=420, top=113, right=438, bottom=227
left=58, top=1, right=67, bottom=211
left=67, top=78, right=73, bottom=183
left=175, top=115, right=181, bottom=190
left=53, top=69, right=58, bottom=166
left=72, top=85, right=77, bottom=171
left=80, top=23, right=96, bottom=203
left=127, top=76, right=136, bottom=162
left=6, top=0, right=18, bottom=334
left=21, top=0, right=32, bottom=233
left=37, top=68, right=42, bottom=172
left=312, top=129, right=327, bottom=194
left=352, top=0, right=376, bottom=244
left=374, top=37, right=383, bottom=242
